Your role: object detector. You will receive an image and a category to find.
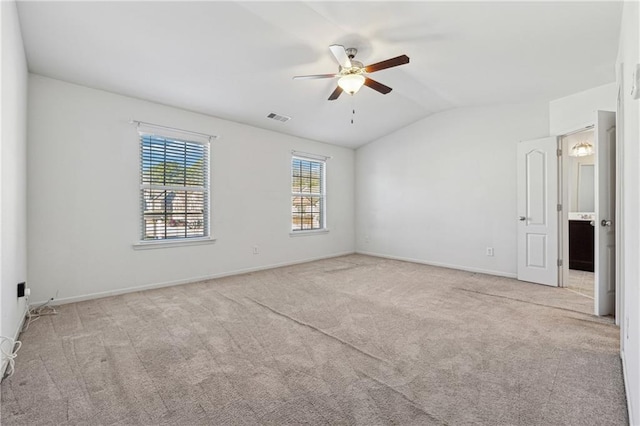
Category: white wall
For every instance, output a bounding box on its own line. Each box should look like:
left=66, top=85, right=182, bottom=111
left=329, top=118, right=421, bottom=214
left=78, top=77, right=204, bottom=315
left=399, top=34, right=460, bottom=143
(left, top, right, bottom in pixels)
left=0, top=0, right=29, bottom=369
left=549, top=82, right=616, bottom=135
left=355, top=102, right=549, bottom=277
left=616, top=1, right=640, bottom=423
left=27, top=75, right=355, bottom=304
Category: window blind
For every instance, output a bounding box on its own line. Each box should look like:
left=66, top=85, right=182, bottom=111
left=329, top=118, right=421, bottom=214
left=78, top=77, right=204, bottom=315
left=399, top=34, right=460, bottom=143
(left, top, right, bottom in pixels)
left=139, top=133, right=210, bottom=241
left=291, top=156, right=325, bottom=231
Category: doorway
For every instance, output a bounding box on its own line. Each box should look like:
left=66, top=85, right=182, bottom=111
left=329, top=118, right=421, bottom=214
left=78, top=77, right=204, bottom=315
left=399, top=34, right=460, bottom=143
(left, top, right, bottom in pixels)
left=558, top=111, right=616, bottom=317
left=561, top=128, right=595, bottom=299
left=516, top=111, right=616, bottom=317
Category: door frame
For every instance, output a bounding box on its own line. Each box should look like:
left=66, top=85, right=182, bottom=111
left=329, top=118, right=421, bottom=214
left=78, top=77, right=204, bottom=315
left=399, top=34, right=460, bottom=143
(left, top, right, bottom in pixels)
left=615, top=75, right=624, bottom=329
left=557, top=112, right=619, bottom=319
left=559, top=125, right=595, bottom=290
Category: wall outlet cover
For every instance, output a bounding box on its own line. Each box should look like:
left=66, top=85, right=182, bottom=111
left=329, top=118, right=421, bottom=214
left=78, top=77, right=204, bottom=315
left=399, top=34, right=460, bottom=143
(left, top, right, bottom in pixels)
left=631, top=64, right=640, bottom=100
left=17, top=282, right=26, bottom=298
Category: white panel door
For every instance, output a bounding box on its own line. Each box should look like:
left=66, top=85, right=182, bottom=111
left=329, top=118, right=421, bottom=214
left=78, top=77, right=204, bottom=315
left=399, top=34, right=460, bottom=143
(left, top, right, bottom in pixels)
left=517, top=137, right=558, bottom=286
left=594, top=111, right=616, bottom=316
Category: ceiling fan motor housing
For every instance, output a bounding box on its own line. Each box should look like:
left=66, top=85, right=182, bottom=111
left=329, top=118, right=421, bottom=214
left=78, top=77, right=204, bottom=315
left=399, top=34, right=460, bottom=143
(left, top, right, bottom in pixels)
left=339, top=60, right=364, bottom=75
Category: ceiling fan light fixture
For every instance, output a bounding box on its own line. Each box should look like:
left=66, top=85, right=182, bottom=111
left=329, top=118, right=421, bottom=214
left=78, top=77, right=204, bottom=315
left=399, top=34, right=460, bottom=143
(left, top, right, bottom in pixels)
left=338, top=74, right=365, bottom=95
left=570, top=141, right=594, bottom=157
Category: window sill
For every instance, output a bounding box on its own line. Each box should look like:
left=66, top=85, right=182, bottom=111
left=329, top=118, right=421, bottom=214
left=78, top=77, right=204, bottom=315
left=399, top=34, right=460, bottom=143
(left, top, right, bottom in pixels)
left=133, top=237, right=217, bottom=250
left=289, top=229, right=330, bottom=237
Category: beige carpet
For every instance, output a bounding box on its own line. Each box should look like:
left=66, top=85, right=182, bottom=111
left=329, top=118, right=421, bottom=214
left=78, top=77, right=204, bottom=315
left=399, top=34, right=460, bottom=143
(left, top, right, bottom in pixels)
left=1, top=255, right=627, bottom=425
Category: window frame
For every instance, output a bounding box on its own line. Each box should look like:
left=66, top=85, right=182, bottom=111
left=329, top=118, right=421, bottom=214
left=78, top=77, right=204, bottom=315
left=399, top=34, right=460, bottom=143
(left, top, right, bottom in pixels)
left=290, top=154, right=328, bottom=235
left=134, top=124, right=215, bottom=248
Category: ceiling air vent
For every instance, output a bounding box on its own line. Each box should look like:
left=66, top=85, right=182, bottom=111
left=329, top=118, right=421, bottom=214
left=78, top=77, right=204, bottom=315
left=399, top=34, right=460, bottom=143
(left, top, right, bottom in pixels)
left=267, top=112, right=291, bottom=123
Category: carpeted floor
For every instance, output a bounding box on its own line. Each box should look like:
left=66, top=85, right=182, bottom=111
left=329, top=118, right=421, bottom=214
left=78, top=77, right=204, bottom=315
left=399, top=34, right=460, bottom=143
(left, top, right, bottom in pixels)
left=0, top=255, right=627, bottom=425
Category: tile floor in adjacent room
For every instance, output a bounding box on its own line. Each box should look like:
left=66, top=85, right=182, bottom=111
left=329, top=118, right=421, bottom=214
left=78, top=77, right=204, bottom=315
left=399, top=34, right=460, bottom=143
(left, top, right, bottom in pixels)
left=567, top=269, right=595, bottom=299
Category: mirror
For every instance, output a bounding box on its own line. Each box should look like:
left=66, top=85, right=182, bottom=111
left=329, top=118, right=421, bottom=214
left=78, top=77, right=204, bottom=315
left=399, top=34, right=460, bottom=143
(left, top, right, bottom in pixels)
left=578, top=164, right=595, bottom=212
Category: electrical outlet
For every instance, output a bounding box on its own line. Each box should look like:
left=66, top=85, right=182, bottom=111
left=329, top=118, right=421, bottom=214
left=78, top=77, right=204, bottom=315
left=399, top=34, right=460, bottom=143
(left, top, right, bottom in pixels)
left=486, top=247, right=494, bottom=257
left=253, top=245, right=259, bottom=255
left=17, top=282, right=26, bottom=298
left=627, top=316, right=630, bottom=340
left=631, top=64, right=640, bottom=100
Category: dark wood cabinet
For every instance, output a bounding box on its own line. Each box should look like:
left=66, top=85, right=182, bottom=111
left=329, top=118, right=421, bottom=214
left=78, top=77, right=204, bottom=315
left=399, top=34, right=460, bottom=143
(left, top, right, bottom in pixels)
left=569, top=220, right=594, bottom=272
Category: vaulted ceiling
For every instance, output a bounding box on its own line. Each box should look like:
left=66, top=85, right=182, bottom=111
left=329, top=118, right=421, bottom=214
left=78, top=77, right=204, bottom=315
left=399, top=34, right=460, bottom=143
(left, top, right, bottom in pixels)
left=16, top=1, right=622, bottom=148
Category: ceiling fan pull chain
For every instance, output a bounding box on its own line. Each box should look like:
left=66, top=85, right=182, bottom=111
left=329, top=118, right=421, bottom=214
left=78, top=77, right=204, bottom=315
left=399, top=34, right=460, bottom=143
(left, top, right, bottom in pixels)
left=351, top=97, right=356, bottom=125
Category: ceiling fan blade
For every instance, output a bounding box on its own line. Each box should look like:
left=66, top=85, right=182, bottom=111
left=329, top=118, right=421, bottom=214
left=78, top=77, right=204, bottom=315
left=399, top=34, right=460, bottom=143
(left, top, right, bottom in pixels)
left=365, top=55, right=410, bottom=73
left=364, top=77, right=392, bottom=94
left=329, top=44, right=352, bottom=68
left=293, top=74, right=337, bottom=80
left=328, top=86, right=343, bottom=101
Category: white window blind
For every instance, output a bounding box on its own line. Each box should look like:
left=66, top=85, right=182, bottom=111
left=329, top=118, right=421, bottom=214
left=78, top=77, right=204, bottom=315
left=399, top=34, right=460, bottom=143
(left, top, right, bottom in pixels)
left=291, top=155, right=326, bottom=231
left=139, top=130, right=210, bottom=241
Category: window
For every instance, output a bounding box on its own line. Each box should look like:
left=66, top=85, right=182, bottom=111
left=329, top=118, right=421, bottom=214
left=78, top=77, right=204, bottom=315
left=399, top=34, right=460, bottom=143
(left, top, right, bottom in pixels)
left=139, top=129, right=210, bottom=241
left=291, top=155, right=326, bottom=231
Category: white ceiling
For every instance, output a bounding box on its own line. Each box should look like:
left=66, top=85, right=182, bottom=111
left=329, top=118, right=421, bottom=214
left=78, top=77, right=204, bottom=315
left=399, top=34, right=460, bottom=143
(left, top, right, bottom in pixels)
left=16, top=1, right=622, bottom=149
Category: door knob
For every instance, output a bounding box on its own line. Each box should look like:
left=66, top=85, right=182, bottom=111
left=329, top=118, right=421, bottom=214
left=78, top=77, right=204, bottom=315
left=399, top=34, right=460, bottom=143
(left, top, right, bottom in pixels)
left=519, top=216, right=526, bottom=221
left=601, top=219, right=612, bottom=227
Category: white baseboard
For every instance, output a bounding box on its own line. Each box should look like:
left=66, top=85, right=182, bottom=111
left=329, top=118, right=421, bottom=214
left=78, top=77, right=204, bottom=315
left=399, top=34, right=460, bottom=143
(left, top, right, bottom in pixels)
left=355, top=250, right=517, bottom=279
left=1, top=303, right=29, bottom=381
left=29, top=251, right=356, bottom=306
left=621, top=350, right=635, bottom=426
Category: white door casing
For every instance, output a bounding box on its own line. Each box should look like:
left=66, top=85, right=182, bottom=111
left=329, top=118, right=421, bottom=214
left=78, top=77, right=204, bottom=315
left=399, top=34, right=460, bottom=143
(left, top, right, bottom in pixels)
left=517, top=137, right=559, bottom=286
left=595, top=110, right=616, bottom=316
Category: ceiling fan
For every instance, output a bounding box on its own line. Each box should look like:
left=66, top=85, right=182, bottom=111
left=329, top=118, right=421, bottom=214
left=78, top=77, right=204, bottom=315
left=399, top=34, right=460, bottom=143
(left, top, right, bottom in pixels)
left=293, top=45, right=410, bottom=101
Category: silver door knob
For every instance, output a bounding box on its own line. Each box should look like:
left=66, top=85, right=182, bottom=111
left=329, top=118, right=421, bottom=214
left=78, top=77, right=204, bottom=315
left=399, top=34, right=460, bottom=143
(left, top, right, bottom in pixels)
left=601, top=219, right=612, bottom=227
left=519, top=216, right=526, bottom=221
